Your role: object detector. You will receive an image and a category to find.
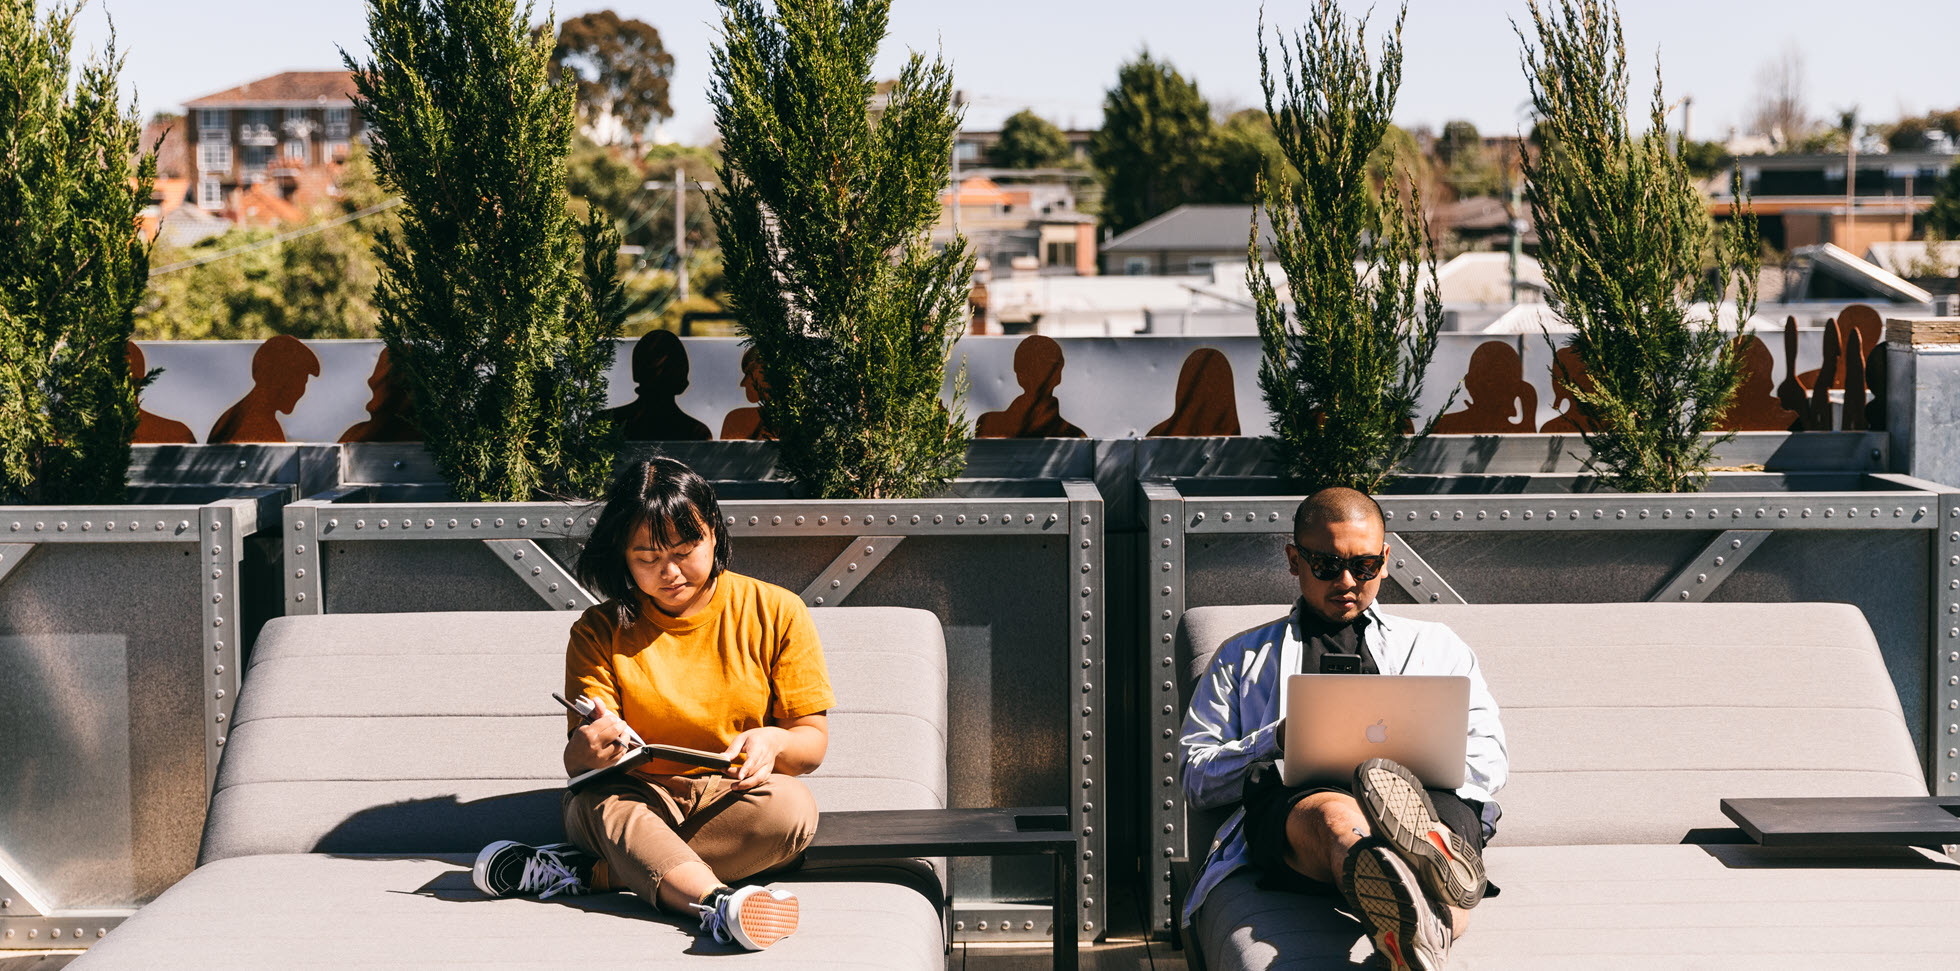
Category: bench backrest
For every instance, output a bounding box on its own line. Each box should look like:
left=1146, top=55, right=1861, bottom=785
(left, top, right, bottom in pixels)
left=201, top=607, right=947, bottom=864
left=1178, top=602, right=1926, bottom=851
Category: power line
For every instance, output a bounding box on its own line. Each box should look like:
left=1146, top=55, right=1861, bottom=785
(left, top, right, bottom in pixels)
left=148, top=197, right=405, bottom=277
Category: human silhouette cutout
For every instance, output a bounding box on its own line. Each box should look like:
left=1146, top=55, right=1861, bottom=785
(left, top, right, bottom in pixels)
left=1864, top=340, right=1888, bottom=431
left=338, top=347, right=422, bottom=443
left=1539, top=346, right=1596, bottom=434
left=207, top=334, right=320, bottom=444
left=719, top=346, right=774, bottom=441
left=126, top=341, right=195, bottom=444
left=1717, top=336, right=1802, bottom=431
left=1433, top=341, right=1536, bottom=434
left=601, top=330, right=710, bottom=441
left=1148, top=347, right=1240, bottom=436
left=975, top=335, right=1084, bottom=438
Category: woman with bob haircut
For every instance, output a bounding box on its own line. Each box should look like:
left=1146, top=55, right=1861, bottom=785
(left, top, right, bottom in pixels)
left=470, top=455, right=833, bottom=951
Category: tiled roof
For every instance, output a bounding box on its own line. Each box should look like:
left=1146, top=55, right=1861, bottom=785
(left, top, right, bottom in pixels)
left=185, top=71, right=358, bottom=107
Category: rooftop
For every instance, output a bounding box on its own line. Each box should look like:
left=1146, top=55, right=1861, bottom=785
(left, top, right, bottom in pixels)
left=184, top=71, right=359, bottom=108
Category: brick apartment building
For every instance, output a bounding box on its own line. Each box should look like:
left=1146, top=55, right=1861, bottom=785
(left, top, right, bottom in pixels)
left=184, top=71, right=365, bottom=221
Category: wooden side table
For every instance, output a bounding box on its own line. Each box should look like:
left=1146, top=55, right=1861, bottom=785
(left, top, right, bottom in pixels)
left=808, top=807, right=1077, bottom=971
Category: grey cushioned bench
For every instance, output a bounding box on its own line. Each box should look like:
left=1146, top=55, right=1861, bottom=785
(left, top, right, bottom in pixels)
left=1178, top=602, right=1960, bottom=970
left=77, top=608, right=951, bottom=969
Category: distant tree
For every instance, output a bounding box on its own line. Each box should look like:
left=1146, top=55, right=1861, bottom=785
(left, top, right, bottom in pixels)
left=550, top=10, right=674, bottom=146
left=138, top=149, right=394, bottom=340
left=1747, top=43, right=1810, bottom=149
left=1928, top=160, right=1960, bottom=240
left=992, top=109, right=1070, bottom=168
left=1679, top=139, right=1733, bottom=180
left=1883, top=108, right=1960, bottom=152
left=0, top=0, right=155, bottom=504
left=1092, top=51, right=1216, bottom=235
left=351, top=0, right=625, bottom=502
left=1200, top=108, right=1287, bottom=203
left=1436, top=119, right=1503, bottom=198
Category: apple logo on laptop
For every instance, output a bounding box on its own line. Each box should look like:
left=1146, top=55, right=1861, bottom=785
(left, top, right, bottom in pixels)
left=1366, top=719, right=1388, bottom=744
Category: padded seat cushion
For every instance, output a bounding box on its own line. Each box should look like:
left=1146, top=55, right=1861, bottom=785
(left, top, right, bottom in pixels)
left=203, top=608, right=949, bottom=863
left=1195, top=843, right=1960, bottom=970
left=74, top=853, right=944, bottom=970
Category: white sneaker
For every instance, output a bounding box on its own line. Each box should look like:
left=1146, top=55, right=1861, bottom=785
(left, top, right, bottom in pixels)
left=692, top=885, right=800, bottom=950
left=470, top=840, right=593, bottom=899
left=1344, top=841, right=1452, bottom=971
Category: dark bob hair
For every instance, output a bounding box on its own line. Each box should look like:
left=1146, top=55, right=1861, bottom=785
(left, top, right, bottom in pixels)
left=576, top=455, right=731, bottom=621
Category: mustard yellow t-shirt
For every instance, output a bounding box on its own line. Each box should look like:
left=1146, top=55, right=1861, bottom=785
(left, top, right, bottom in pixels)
left=565, top=570, right=835, bottom=775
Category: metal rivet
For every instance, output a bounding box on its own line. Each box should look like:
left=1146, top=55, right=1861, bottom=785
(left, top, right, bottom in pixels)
left=749, top=516, right=759, bottom=526
left=294, top=593, right=306, bottom=602
left=814, top=597, right=825, bottom=605
left=1713, top=557, right=1725, bottom=567
left=531, top=567, right=541, bottom=576
left=1161, top=514, right=1172, bottom=524
left=1679, top=591, right=1691, bottom=600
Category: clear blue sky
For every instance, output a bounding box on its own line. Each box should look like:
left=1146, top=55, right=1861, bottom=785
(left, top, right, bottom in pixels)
left=66, top=0, right=1955, bottom=145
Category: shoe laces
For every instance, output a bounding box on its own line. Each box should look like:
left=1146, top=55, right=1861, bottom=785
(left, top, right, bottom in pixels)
left=690, top=896, right=733, bottom=944
left=516, top=846, right=587, bottom=899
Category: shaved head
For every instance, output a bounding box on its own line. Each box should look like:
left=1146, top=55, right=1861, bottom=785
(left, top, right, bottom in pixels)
left=1293, top=487, right=1385, bottom=541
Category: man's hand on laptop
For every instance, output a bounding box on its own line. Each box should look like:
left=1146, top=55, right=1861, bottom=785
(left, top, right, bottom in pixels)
left=563, top=701, right=636, bottom=775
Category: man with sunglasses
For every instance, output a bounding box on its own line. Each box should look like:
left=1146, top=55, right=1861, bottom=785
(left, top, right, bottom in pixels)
left=1179, top=487, right=1508, bottom=971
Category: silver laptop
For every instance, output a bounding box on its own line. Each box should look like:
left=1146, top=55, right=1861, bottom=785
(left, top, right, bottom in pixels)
left=1280, top=674, right=1470, bottom=789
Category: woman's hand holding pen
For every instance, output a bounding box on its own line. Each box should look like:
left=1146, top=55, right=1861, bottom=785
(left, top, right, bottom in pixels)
left=563, top=699, right=637, bottom=775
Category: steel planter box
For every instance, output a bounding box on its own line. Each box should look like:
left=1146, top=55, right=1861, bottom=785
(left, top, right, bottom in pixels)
left=0, top=487, right=286, bottom=948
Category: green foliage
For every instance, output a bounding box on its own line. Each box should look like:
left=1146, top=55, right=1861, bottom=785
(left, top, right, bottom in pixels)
left=1928, top=160, right=1960, bottom=241
left=1679, top=139, right=1733, bottom=180
left=1250, top=1, right=1446, bottom=494
left=0, top=0, right=154, bottom=504
left=992, top=109, right=1071, bottom=168
left=349, top=0, right=625, bottom=502
left=137, top=151, right=394, bottom=340
left=1518, top=0, right=1759, bottom=493
left=710, top=0, right=972, bottom=500
left=1203, top=108, right=1290, bottom=201
left=1091, top=52, right=1219, bottom=236
left=1882, top=108, right=1960, bottom=153
left=549, top=9, right=674, bottom=144
left=1436, top=119, right=1505, bottom=198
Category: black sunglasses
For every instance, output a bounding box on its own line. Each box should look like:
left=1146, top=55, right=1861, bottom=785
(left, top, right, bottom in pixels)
left=1290, top=544, right=1387, bottom=582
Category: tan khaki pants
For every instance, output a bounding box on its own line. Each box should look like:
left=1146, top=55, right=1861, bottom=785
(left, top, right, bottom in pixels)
left=560, top=772, right=818, bottom=905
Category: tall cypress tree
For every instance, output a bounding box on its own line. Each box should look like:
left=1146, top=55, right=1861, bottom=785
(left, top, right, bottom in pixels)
left=0, top=0, right=155, bottom=504
left=1250, top=2, right=1446, bottom=493
left=711, top=0, right=972, bottom=500
left=1519, top=0, right=1758, bottom=492
left=348, top=0, right=623, bottom=502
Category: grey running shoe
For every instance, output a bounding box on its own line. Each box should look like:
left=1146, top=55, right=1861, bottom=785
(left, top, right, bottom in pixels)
left=1342, top=839, right=1453, bottom=971
left=1355, top=757, right=1487, bottom=910
left=470, top=840, right=593, bottom=899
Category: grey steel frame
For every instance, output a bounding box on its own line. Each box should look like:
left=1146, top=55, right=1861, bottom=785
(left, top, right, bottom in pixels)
left=282, top=482, right=1109, bottom=942
left=0, top=496, right=264, bottom=949
left=1140, top=474, right=1960, bottom=934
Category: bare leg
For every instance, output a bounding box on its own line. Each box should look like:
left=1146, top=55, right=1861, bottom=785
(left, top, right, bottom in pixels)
left=1280, top=791, right=1372, bottom=883
left=656, top=861, right=723, bottom=913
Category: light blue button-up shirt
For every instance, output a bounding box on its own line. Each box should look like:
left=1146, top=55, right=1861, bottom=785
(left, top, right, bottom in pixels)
left=1179, top=602, right=1508, bottom=928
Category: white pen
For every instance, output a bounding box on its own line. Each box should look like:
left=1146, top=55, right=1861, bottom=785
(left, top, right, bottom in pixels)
left=552, top=691, right=647, bottom=749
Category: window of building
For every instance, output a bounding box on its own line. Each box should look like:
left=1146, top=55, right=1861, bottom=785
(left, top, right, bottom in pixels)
left=1124, top=257, right=1150, bottom=276
left=325, top=107, right=350, bottom=139
left=199, top=109, right=228, bottom=134
left=326, top=140, right=351, bottom=163
left=240, top=145, right=274, bottom=182
left=1187, top=258, right=1214, bottom=276
left=1046, top=241, right=1076, bottom=267
left=200, top=177, right=224, bottom=210
left=283, top=140, right=308, bottom=162
left=197, top=141, right=232, bottom=171
left=955, top=141, right=981, bottom=162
